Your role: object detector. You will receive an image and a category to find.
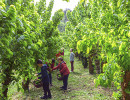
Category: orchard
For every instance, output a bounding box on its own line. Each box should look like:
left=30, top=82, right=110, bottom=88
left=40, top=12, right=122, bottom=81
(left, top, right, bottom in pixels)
left=0, top=0, right=129, bottom=100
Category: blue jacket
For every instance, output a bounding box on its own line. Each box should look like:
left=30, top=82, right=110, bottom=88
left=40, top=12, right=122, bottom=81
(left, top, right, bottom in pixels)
left=38, top=64, right=49, bottom=83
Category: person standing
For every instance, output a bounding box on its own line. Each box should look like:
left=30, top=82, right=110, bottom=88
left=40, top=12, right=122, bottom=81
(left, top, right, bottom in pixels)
left=37, top=59, right=52, bottom=99
left=53, top=57, right=70, bottom=90
left=70, top=48, right=75, bottom=72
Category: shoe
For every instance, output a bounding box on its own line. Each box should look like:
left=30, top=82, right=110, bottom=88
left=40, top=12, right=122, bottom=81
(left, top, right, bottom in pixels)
left=48, top=95, right=52, bottom=99
left=60, top=88, right=67, bottom=90
left=60, top=87, right=65, bottom=90
left=40, top=96, right=48, bottom=99
left=60, top=86, right=67, bottom=90
left=60, top=86, right=64, bottom=89
left=60, top=88, right=64, bottom=90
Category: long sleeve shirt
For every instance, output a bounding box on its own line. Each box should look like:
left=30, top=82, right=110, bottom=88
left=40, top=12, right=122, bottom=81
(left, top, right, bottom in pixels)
left=70, top=52, right=75, bottom=61
left=53, top=61, right=70, bottom=76
left=38, top=64, right=49, bottom=83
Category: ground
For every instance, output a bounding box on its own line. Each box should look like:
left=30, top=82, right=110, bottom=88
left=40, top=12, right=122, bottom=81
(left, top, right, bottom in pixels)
left=11, top=50, right=114, bottom=100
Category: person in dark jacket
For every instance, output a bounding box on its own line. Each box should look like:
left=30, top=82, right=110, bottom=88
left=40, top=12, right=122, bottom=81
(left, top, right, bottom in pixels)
left=53, top=57, right=70, bottom=90
left=37, top=59, right=52, bottom=99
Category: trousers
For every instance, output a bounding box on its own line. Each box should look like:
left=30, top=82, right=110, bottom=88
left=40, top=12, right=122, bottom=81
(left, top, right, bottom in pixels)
left=63, top=74, right=69, bottom=90
left=42, top=82, right=51, bottom=97
left=71, top=61, right=74, bottom=72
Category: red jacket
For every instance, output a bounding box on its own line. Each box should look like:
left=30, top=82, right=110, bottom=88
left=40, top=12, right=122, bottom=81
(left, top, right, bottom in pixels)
left=56, top=52, right=61, bottom=58
left=53, top=61, right=70, bottom=76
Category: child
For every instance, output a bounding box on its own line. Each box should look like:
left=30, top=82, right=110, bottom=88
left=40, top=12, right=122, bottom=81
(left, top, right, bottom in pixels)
left=46, top=58, right=55, bottom=86
left=37, top=59, right=52, bottom=99
left=70, top=48, right=75, bottom=72
left=53, top=57, right=70, bottom=90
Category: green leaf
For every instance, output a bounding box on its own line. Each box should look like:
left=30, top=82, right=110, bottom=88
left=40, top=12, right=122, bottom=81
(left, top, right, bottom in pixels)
left=62, top=0, right=69, bottom=2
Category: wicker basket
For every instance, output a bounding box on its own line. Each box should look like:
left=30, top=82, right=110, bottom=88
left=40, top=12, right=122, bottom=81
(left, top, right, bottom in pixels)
left=33, top=79, right=43, bottom=88
left=57, top=73, right=63, bottom=80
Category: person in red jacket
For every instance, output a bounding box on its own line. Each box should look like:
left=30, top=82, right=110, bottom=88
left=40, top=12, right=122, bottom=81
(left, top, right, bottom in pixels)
left=53, top=57, right=70, bottom=90
left=56, top=50, right=61, bottom=59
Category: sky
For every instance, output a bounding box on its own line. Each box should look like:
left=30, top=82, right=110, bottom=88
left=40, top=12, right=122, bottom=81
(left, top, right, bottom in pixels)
left=34, top=0, right=80, bottom=16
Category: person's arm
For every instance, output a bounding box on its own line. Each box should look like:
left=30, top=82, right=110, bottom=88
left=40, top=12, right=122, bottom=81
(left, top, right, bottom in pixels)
left=37, top=72, right=41, bottom=75
left=53, top=64, right=59, bottom=70
left=38, top=76, right=42, bottom=79
left=38, top=71, right=42, bottom=79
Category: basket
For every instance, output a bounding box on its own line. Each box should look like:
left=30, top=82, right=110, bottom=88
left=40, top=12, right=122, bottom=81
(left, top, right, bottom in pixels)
left=57, top=73, right=63, bottom=80
left=33, top=79, right=43, bottom=88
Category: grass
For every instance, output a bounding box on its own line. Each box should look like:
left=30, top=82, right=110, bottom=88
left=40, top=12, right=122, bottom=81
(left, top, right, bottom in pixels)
left=11, top=50, right=114, bottom=100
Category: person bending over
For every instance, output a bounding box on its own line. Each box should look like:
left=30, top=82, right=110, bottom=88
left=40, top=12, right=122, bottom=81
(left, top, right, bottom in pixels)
left=53, top=57, right=70, bottom=90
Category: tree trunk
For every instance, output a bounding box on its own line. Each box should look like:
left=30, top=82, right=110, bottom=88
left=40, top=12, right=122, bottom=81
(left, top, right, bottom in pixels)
left=121, top=71, right=130, bottom=100
left=22, top=78, right=30, bottom=92
left=89, top=56, right=94, bottom=74
left=75, top=52, right=78, bottom=57
left=101, top=61, right=104, bottom=73
left=2, top=68, right=12, bottom=99
left=78, top=54, right=81, bottom=60
left=84, top=57, right=88, bottom=68
left=82, top=57, right=85, bottom=67
left=95, top=60, right=100, bottom=74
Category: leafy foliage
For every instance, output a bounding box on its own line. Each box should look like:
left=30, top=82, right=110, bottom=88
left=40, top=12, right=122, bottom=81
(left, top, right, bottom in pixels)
left=0, top=0, right=64, bottom=99
left=62, top=0, right=70, bottom=2
left=63, top=0, right=129, bottom=99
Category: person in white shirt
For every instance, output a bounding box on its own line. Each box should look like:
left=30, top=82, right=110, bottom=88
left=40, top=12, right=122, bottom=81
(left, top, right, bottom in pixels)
left=70, top=48, right=75, bottom=72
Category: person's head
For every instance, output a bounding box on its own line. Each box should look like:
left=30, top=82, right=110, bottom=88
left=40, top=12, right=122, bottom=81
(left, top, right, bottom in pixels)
left=70, top=48, right=73, bottom=52
left=52, top=58, right=55, bottom=63
left=37, top=59, right=43, bottom=67
left=57, top=57, right=63, bottom=63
